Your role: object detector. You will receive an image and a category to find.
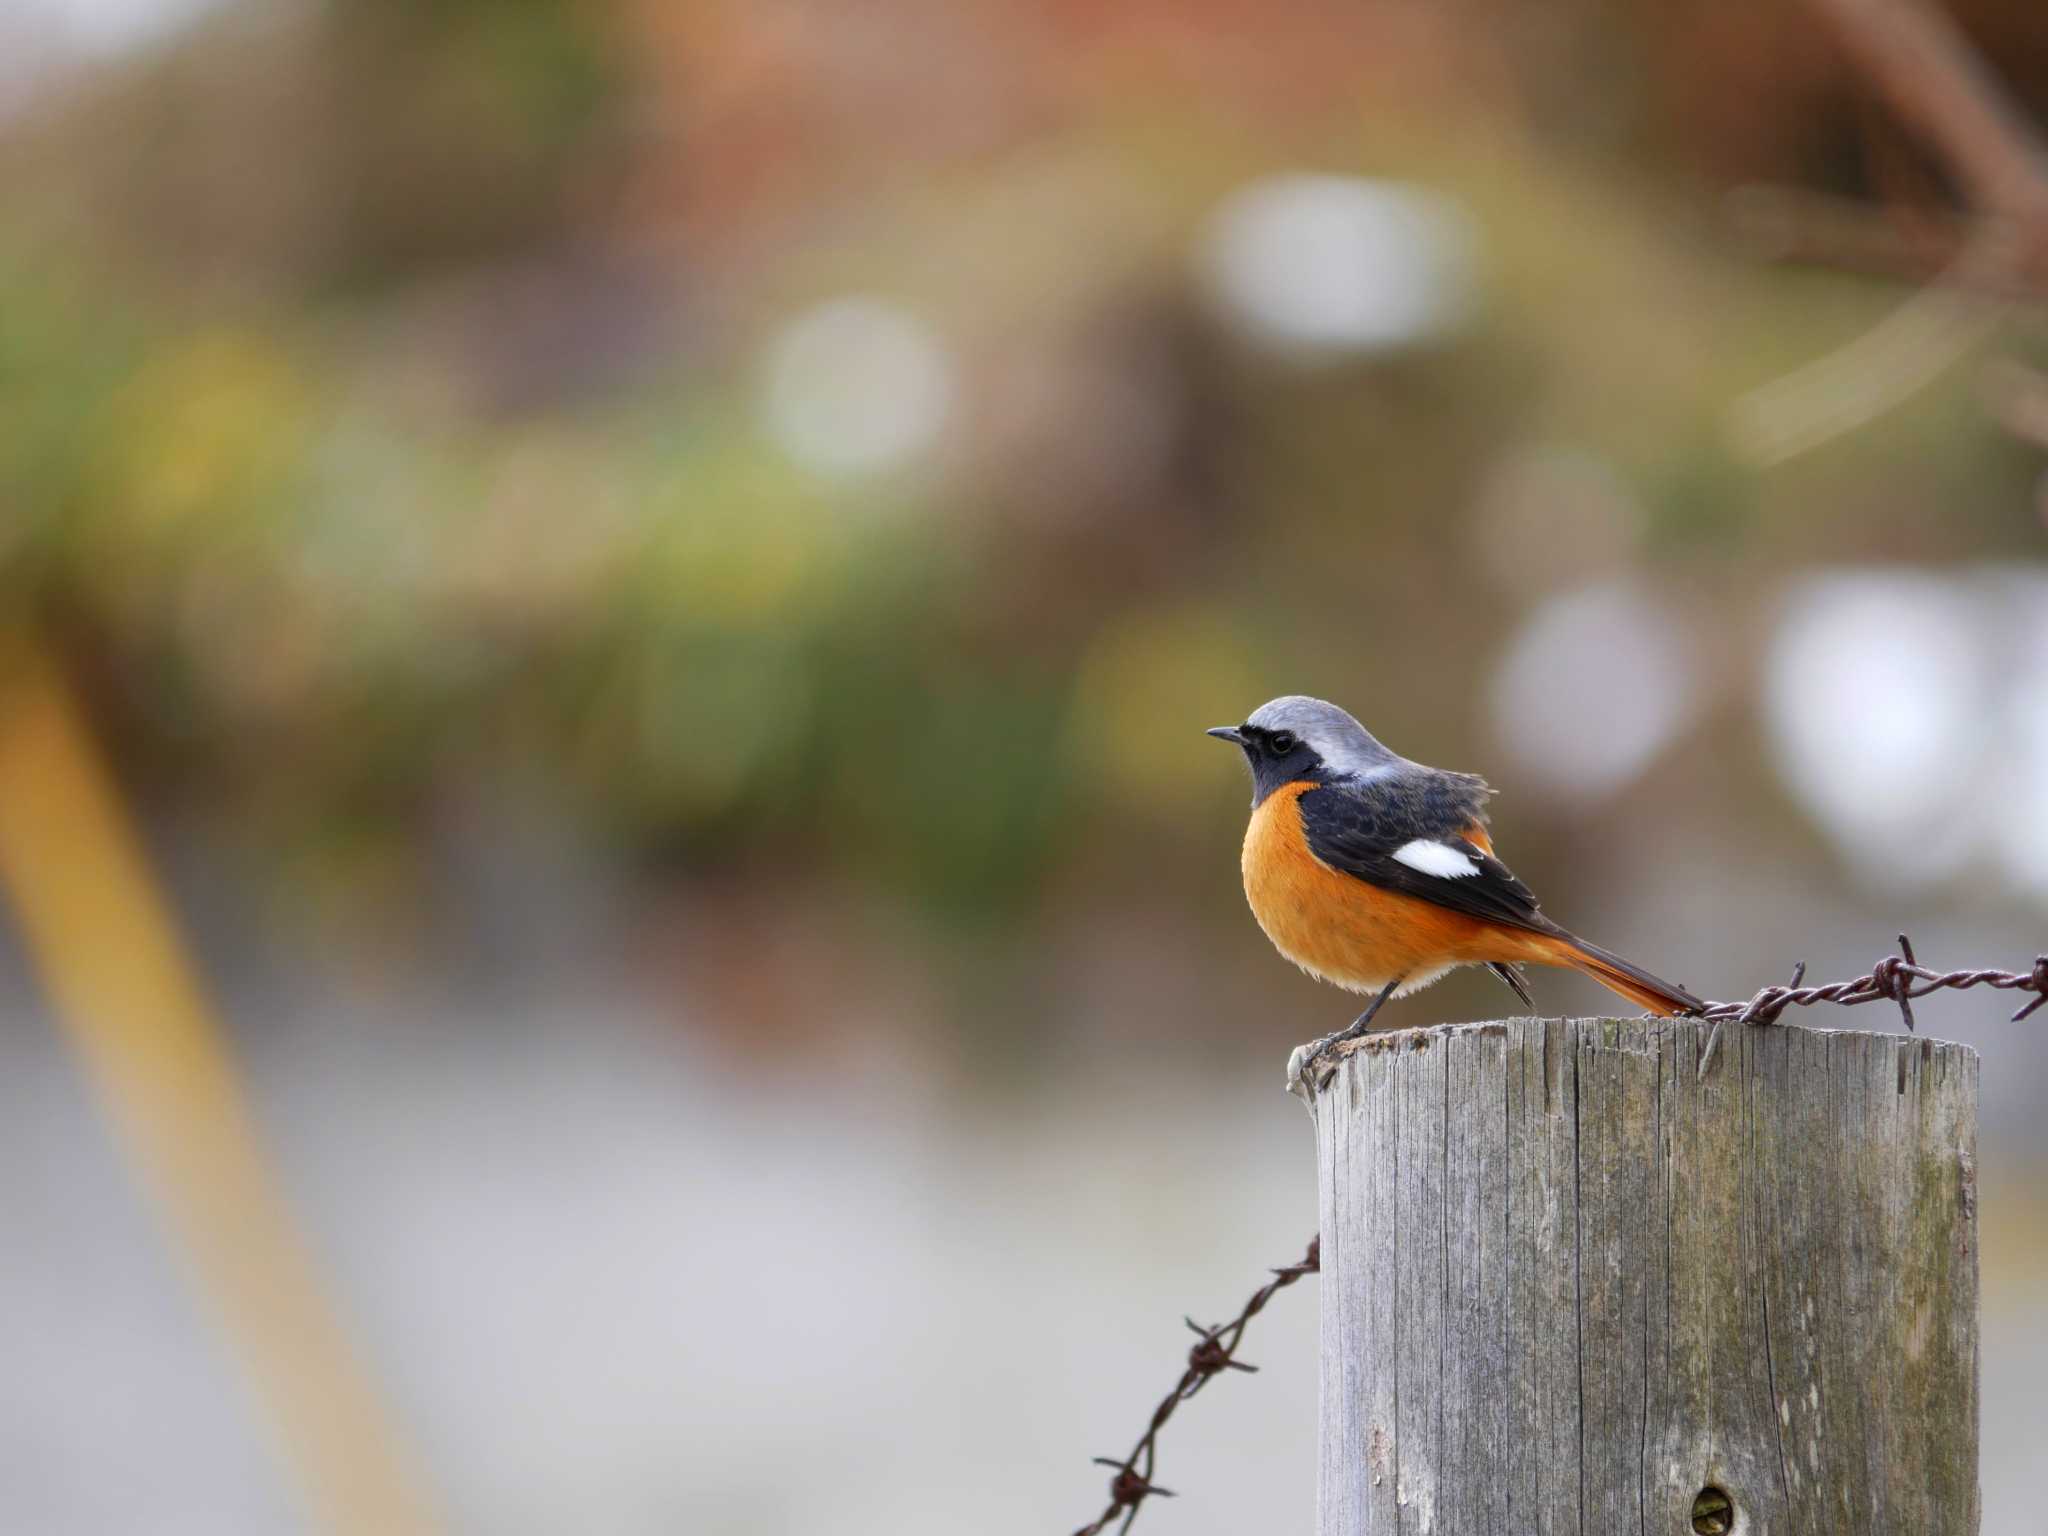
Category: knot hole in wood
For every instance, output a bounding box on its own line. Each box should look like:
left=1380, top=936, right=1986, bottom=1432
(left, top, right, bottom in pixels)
left=1690, top=1484, right=1735, bottom=1534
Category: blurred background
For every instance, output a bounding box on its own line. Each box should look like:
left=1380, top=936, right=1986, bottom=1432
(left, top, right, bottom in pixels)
left=2, top=0, right=2045, bottom=1531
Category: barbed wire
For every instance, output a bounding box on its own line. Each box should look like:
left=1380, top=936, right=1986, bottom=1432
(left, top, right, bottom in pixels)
left=1064, top=937, right=2045, bottom=1534
left=1695, top=933, right=2048, bottom=1077
left=1070, top=1235, right=1319, bottom=1536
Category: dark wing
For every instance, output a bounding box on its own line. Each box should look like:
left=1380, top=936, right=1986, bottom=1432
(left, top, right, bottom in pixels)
left=1297, top=777, right=1559, bottom=937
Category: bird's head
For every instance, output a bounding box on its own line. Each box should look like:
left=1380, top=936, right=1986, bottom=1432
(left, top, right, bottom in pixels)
left=1207, top=695, right=1396, bottom=806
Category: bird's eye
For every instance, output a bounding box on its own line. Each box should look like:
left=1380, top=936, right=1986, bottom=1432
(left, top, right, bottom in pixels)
left=1268, top=731, right=1297, bottom=755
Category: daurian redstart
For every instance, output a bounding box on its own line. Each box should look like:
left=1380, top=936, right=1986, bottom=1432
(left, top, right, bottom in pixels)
left=1209, top=696, right=1701, bottom=1083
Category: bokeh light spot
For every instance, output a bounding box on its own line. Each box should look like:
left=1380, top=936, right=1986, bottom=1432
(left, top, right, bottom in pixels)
left=1488, top=579, right=1694, bottom=802
left=1200, top=174, right=1478, bottom=356
left=1764, top=572, right=1986, bottom=891
left=758, top=297, right=952, bottom=478
left=1990, top=576, right=2048, bottom=898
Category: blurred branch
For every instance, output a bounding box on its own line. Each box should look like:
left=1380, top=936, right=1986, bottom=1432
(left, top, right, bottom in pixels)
left=1729, top=227, right=2013, bottom=464
left=1729, top=186, right=2048, bottom=300
left=0, top=637, right=443, bottom=1536
left=1805, top=0, right=2048, bottom=229
left=1729, top=0, right=2048, bottom=462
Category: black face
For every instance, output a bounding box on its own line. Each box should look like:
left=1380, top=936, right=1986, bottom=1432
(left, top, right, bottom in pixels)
left=1206, top=723, right=1325, bottom=806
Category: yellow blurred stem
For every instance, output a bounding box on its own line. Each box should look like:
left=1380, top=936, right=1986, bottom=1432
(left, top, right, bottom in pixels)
left=0, top=640, right=440, bottom=1536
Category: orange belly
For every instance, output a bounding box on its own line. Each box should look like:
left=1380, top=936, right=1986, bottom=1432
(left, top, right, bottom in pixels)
left=1240, top=782, right=1539, bottom=994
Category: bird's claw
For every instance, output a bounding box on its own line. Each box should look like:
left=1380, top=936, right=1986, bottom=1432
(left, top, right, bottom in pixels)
left=1289, top=978, right=1401, bottom=1105
left=1286, top=1033, right=1342, bottom=1103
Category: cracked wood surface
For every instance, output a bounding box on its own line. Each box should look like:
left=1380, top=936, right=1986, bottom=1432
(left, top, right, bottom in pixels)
left=1312, top=1017, right=1979, bottom=1535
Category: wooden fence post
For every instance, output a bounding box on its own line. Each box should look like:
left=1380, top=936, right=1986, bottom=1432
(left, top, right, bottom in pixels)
left=1311, top=1016, right=1979, bottom=1535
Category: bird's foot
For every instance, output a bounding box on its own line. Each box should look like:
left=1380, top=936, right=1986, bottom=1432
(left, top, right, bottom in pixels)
left=1286, top=978, right=1404, bottom=1103
left=1286, top=1030, right=1349, bottom=1102
left=1287, top=1021, right=1378, bottom=1099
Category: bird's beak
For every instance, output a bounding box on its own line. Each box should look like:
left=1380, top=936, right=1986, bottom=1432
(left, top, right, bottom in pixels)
left=1206, top=725, right=1246, bottom=745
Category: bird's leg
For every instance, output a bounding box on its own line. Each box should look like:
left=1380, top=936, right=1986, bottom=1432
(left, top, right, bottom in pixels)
left=1293, top=975, right=1404, bottom=1094
left=1342, top=977, right=1403, bottom=1036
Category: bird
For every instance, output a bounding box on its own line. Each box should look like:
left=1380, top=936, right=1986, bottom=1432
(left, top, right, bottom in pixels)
left=1208, top=695, right=1701, bottom=1085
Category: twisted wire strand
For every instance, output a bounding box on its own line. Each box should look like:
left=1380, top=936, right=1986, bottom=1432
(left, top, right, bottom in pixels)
left=1071, top=1237, right=1319, bottom=1536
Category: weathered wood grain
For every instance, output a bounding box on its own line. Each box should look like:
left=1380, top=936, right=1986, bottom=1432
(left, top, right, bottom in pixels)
left=1311, top=1017, right=1979, bottom=1536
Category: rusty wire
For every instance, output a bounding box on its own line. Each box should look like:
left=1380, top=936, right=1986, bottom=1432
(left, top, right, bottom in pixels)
left=1695, top=933, right=2048, bottom=1077
left=1070, top=1235, right=1319, bottom=1536
left=1064, top=936, right=2046, bottom=1533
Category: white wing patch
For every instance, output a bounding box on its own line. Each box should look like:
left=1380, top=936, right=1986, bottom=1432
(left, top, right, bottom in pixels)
left=1392, top=839, right=1480, bottom=879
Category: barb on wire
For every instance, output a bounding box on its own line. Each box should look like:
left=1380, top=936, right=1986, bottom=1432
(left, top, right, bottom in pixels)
left=1696, top=933, right=2048, bottom=1078
left=1070, top=1235, right=1319, bottom=1536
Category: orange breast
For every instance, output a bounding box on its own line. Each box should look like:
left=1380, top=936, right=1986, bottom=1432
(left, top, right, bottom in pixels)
left=1240, top=783, right=1534, bottom=993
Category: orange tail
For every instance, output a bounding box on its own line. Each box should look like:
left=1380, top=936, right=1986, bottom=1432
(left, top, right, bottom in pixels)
left=1527, top=931, right=1704, bottom=1017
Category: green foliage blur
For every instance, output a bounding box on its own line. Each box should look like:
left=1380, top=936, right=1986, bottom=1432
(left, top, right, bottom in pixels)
left=3, top=0, right=2044, bottom=991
